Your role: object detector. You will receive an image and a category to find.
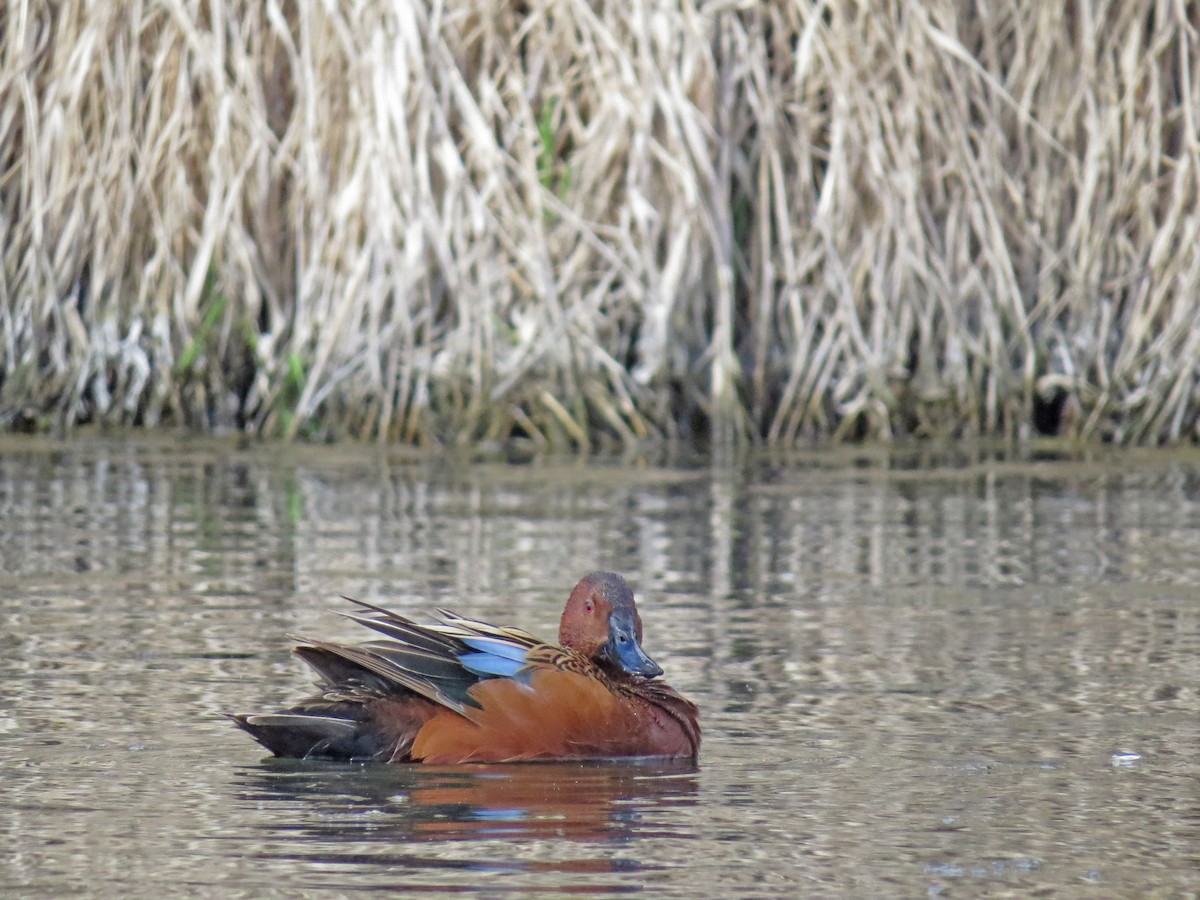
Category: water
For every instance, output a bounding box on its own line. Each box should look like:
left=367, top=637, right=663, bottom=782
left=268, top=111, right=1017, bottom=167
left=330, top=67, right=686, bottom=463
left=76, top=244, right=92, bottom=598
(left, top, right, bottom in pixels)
left=1, top=436, right=1198, bottom=895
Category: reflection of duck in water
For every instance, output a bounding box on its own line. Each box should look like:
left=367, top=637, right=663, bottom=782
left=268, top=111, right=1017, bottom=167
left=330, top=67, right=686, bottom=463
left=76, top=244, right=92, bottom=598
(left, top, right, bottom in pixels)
left=236, top=759, right=699, bottom=844
left=233, top=573, right=700, bottom=763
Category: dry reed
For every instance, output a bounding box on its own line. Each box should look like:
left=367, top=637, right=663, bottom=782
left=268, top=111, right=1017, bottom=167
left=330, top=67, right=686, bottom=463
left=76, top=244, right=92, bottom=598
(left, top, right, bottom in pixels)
left=1, top=1, right=1198, bottom=446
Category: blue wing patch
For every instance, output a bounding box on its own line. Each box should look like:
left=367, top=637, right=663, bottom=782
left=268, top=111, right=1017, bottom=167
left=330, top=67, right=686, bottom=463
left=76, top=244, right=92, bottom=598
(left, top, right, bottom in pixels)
left=459, top=651, right=527, bottom=678
left=461, top=636, right=530, bottom=662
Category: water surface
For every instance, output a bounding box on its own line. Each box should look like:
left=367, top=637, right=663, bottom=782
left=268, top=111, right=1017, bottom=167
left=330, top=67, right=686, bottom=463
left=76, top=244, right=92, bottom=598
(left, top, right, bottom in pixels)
left=1, top=437, right=1198, bottom=895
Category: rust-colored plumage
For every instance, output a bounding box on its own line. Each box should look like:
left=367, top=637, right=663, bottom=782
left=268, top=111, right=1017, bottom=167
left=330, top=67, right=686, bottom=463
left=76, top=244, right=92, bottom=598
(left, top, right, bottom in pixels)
left=232, top=572, right=700, bottom=763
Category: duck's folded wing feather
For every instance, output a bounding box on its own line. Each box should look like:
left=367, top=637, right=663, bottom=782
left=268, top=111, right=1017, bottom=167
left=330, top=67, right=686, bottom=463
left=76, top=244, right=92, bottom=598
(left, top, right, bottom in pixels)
left=291, top=603, right=549, bottom=714
left=296, top=637, right=478, bottom=712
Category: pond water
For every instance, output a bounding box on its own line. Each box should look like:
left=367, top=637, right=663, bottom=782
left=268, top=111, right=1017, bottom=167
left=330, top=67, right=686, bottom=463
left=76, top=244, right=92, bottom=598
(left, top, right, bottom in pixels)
left=1, top=436, right=1198, bottom=896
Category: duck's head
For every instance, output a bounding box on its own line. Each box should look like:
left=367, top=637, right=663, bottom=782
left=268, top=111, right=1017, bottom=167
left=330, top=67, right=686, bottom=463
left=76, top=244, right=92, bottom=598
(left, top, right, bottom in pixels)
left=559, top=571, right=663, bottom=679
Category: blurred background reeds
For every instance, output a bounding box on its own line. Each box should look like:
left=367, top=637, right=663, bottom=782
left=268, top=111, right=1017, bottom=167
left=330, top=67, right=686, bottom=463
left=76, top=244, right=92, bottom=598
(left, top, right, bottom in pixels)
left=1, top=1, right=1197, bottom=447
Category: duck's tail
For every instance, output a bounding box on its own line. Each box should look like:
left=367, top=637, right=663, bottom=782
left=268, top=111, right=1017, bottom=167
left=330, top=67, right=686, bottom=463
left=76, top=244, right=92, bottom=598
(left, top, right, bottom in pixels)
left=230, top=642, right=455, bottom=761
left=227, top=704, right=390, bottom=761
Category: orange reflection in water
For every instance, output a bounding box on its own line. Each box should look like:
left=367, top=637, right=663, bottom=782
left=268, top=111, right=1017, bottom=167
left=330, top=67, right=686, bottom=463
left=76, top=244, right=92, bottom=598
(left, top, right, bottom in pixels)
left=238, top=757, right=699, bottom=846
left=406, top=761, right=698, bottom=841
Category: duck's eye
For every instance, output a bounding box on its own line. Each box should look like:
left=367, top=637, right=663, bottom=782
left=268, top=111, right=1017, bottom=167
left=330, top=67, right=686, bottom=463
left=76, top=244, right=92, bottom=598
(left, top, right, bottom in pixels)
left=584, top=599, right=594, bottom=612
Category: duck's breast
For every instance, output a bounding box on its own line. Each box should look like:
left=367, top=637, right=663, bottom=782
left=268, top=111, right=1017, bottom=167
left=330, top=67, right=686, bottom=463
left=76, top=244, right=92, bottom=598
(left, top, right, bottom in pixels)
left=411, top=668, right=695, bottom=762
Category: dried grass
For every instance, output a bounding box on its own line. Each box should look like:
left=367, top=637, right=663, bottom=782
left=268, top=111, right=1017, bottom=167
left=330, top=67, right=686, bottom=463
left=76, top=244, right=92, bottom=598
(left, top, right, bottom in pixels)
left=1, top=1, right=1198, bottom=446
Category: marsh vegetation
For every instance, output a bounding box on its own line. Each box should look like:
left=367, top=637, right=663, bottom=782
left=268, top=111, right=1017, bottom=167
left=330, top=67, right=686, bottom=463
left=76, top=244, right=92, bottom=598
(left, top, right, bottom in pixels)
left=2, top=2, right=1197, bottom=446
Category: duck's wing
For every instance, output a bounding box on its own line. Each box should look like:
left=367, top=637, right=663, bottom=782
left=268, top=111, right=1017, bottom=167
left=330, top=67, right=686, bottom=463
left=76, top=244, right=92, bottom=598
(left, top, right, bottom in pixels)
left=293, top=599, right=547, bottom=714
left=426, top=608, right=544, bottom=678
left=233, top=600, right=561, bottom=762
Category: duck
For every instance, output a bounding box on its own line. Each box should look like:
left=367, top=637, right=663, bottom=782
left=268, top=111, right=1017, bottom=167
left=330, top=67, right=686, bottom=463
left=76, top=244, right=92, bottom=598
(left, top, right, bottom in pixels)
left=231, top=572, right=700, bottom=763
